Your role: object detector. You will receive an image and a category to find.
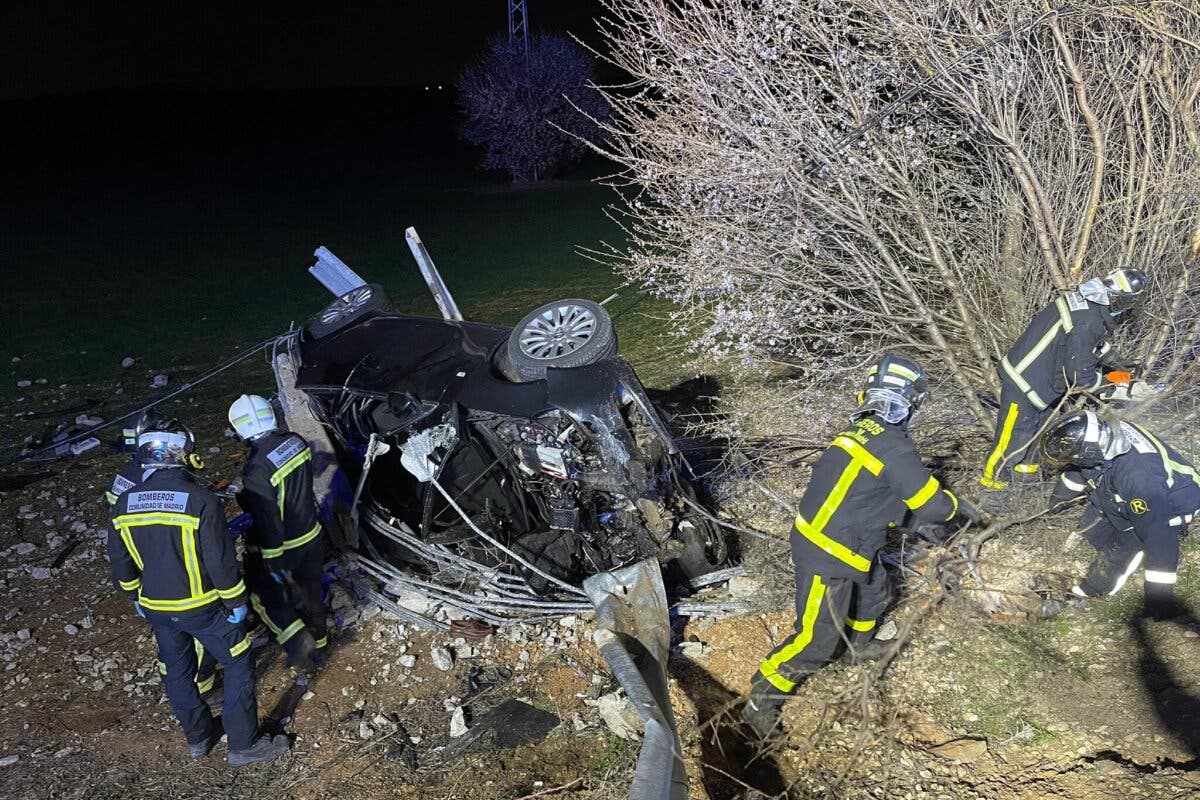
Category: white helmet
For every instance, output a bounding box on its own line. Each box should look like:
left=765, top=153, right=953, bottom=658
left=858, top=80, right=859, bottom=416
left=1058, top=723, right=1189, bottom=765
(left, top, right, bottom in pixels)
left=228, top=394, right=277, bottom=440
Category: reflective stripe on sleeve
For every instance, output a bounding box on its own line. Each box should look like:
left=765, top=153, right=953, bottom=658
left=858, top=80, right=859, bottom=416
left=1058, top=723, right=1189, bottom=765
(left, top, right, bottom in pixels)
left=217, top=580, right=246, bottom=600
left=1145, top=570, right=1178, bottom=585
left=230, top=635, right=252, bottom=657
left=119, top=577, right=142, bottom=592
left=904, top=476, right=941, bottom=511
left=1060, top=474, right=1086, bottom=492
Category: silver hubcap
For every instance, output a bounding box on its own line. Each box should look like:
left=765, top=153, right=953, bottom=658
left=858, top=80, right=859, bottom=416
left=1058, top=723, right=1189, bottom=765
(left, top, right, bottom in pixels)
left=320, top=286, right=373, bottom=324
left=519, top=304, right=597, bottom=360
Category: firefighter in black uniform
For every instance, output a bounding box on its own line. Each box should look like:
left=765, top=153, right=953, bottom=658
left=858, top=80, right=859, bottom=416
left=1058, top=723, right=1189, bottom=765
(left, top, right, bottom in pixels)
left=979, top=269, right=1148, bottom=501
left=228, top=394, right=327, bottom=666
left=1041, top=410, right=1200, bottom=616
left=742, top=353, right=982, bottom=740
left=107, top=412, right=217, bottom=695
left=107, top=417, right=289, bottom=766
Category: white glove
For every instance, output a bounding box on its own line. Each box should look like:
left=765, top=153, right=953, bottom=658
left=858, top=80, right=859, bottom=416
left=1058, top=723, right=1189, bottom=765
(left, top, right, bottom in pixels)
left=1129, top=380, right=1159, bottom=399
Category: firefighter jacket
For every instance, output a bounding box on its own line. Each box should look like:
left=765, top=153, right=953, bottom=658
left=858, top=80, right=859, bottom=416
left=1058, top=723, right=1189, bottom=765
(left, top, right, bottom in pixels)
left=108, top=468, right=247, bottom=612
left=106, top=458, right=147, bottom=507
left=794, top=414, right=959, bottom=576
left=1000, top=292, right=1119, bottom=411
left=237, top=431, right=321, bottom=568
left=1052, top=423, right=1200, bottom=589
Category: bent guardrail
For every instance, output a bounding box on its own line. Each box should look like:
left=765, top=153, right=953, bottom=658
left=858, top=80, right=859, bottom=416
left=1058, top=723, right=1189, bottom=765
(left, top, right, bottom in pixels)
left=584, top=560, right=688, bottom=800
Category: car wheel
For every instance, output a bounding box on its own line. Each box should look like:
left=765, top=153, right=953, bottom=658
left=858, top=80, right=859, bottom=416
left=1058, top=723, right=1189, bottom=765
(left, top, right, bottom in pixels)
left=503, top=299, right=616, bottom=381
left=305, top=283, right=392, bottom=340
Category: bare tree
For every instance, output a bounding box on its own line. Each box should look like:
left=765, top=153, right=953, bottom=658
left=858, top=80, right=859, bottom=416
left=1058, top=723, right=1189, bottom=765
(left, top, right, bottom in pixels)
left=592, top=0, right=1200, bottom=428
left=456, top=33, right=610, bottom=182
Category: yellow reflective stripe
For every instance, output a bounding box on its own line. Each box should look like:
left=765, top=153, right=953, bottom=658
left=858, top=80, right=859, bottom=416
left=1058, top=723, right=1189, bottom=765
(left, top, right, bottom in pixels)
left=794, top=515, right=872, bottom=572
left=112, top=513, right=202, bottom=529
left=831, top=437, right=884, bottom=475
left=230, top=635, right=252, bottom=657
left=277, top=481, right=287, bottom=518
left=944, top=490, right=959, bottom=520
left=138, top=591, right=219, bottom=611
left=1016, top=322, right=1063, bottom=375
left=195, top=673, right=216, bottom=693
left=217, top=579, right=246, bottom=600
left=904, top=476, right=941, bottom=510
left=270, top=449, right=312, bottom=487
left=888, top=363, right=919, bottom=381
left=182, top=526, right=202, bottom=598
left=1013, top=464, right=1040, bottom=474
left=277, top=619, right=305, bottom=645
left=281, top=523, right=322, bottom=552
left=1054, top=297, right=1074, bottom=333
left=759, top=575, right=827, bottom=692
left=1114, top=271, right=1132, bottom=293
left=261, top=545, right=285, bottom=560
left=117, top=526, right=145, bottom=570
left=846, top=618, right=876, bottom=633
left=157, top=661, right=168, bottom=676
left=119, top=577, right=142, bottom=592
left=231, top=413, right=252, bottom=426
left=1138, top=426, right=1200, bottom=490
left=251, top=593, right=284, bottom=636
left=315, top=636, right=328, bottom=649
left=1000, top=358, right=1048, bottom=410
left=982, top=403, right=1020, bottom=487
left=105, top=491, right=119, bottom=506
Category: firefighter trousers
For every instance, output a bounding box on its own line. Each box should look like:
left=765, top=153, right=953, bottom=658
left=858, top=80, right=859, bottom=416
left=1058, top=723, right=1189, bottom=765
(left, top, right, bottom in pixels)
left=155, top=636, right=218, bottom=694
left=1076, top=506, right=1146, bottom=597
left=145, top=604, right=259, bottom=751
left=755, top=558, right=890, bottom=697
left=981, top=381, right=1054, bottom=490
left=247, top=542, right=328, bottom=655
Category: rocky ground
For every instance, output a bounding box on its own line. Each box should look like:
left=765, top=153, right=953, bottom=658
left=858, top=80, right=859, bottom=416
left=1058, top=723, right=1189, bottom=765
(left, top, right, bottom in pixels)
left=2, top=366, right=1199, bottom=799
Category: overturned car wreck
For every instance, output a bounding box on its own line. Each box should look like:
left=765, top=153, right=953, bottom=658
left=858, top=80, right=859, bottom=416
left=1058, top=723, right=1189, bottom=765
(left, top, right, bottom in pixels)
left=274, top=235, right=731, bottom=628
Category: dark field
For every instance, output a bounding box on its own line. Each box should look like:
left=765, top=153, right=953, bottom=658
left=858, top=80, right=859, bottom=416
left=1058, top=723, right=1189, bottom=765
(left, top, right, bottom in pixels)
left=1, top=88, right=645, bottom=386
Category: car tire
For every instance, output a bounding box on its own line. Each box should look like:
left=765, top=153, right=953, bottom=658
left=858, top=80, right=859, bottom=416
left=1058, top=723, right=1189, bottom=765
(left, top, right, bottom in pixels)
left=305, top=283, right=392, bottom=340
left=503, top=299, right=616, bottom=382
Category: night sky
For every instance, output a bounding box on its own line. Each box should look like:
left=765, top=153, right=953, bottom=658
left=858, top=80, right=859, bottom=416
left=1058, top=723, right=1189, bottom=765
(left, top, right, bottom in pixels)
left=0, top=1, right=611, bottom=101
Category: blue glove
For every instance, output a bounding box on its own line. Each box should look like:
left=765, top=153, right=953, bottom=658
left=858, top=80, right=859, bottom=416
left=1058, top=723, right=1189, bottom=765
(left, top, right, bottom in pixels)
left=270, top=572, right=284, bottom=585
left=226, top=605, right=248, bottom=625
left=134, top=601, right=146, bottom=619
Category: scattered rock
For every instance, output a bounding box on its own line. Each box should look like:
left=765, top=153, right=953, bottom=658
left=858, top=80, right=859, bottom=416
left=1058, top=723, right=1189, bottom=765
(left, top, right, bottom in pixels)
left=930, top=737, right=988, bottom=763
left=63, top=624, right=78, bottom=636
left=449, top=706, right=468, bottom=738
left=399, top=655, right=417, bottom=669
left=121, top=357, right=135, bottom=368
left=677, top=640, right=709, bottom=659
left=29, top=567, right=52, bottom=581
left=16, top=381, right=31, bottom=389
left=0, top=754, right=18, bottom=768
left=431, top=647, right=454, bottom=672
left=151, top=374, right=168, bottom=389
left=16, top=629, right=31, bottom=642
left=728, top=575, right=762, bottom=599
left=597, top=691, right=642, bottom=741
left=358, top=721, right=374, bottom=740
left=13, top=543, right=35, bottom=556
left=80, top=616, right=94, bottom=630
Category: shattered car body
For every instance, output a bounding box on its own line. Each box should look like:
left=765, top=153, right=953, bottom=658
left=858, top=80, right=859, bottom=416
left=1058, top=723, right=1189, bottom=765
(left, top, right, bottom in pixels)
left=281, top=244, right=729, bottom=625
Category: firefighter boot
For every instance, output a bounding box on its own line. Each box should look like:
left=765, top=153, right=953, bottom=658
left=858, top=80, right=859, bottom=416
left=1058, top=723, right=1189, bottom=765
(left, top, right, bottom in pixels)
left=228, top=733, right=290, bottom=768
left=741, top=674, right=789, bottom=742
left=188, top=717, right=223, bottom=759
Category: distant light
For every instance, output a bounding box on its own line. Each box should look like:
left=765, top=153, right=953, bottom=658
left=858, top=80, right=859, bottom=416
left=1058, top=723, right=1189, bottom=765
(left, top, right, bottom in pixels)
left=437, top=84, right=443, bottom=91
left=425, top=85, right=430, bottom=91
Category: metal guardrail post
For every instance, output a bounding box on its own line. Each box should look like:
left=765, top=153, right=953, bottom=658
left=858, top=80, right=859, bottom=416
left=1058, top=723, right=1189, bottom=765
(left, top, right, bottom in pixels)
left=584, top=560, right=688, bottom=800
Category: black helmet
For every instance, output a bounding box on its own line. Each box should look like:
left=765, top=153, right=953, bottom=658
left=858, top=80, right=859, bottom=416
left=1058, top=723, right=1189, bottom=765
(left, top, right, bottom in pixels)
left=136, top=414, right=200, bottom=469
left=853, top=352, right=929, bottom=425
left=1040, top=410, right=1111, bottom=470
left=1102, top=268, right=1148, bottom=314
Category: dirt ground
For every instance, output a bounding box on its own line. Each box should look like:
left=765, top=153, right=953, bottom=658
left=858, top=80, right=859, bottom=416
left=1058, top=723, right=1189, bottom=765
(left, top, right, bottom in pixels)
left=2, top=374, right=1200, bottom=799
